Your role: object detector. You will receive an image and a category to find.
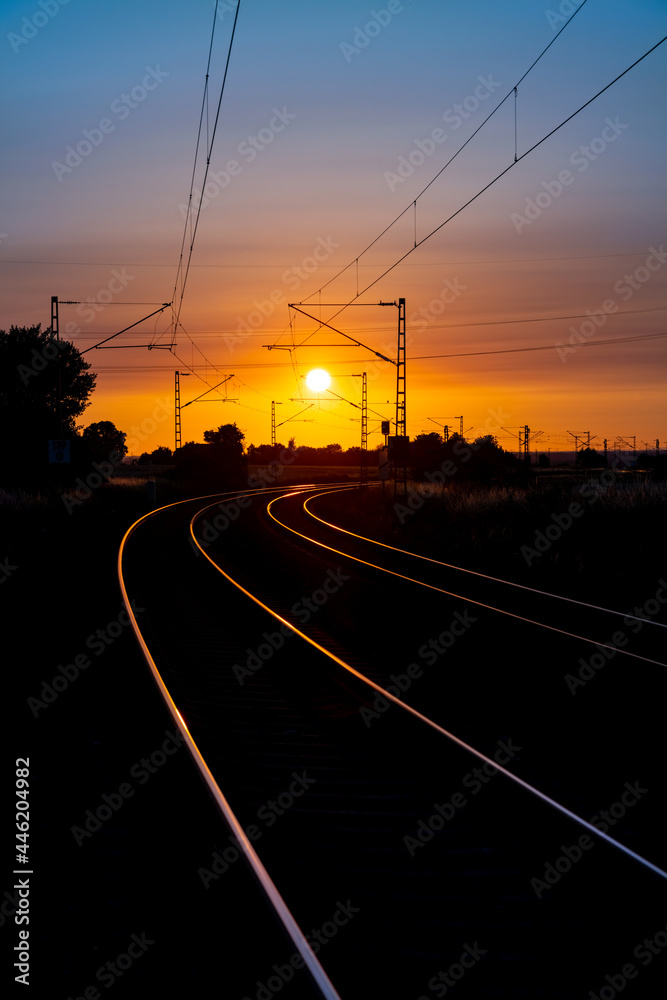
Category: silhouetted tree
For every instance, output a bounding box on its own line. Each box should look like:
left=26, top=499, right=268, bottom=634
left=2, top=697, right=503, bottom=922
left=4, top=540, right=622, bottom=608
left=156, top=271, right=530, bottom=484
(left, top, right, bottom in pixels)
left=469, top=435, right=518, bottom=481
left=203, top=423, right=245, bottom=454
left=81, top=421, right=127, bottom=462
left=409, top=432, right=445, bottom=479
left=0, top=324, right=96, bottom=482
left=173, top=423, right=245, bottom=486
left=247, top=442, right=285, bottom=463
left=138, top=446, right=173, bottom=464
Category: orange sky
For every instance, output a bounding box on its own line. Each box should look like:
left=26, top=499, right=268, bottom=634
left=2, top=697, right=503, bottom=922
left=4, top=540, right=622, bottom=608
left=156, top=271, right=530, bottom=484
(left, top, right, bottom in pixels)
left=2, top=0, right=665, bottom=456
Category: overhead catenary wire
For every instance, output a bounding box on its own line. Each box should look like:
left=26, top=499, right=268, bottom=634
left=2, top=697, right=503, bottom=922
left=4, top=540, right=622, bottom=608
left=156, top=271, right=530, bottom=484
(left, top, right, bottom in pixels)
left=2, top=250, right=658, bottom=267
left=350, top=36, right=667, bottom=307
left=73, top=305, right=667, bottom=339
left=90, top=324, right=667, bottom=370
left=169, top=1, right=242, bottom=338
left=410, top=329, right=667, bottom=361
left=281, top=29, right=666, bottom=367
left=299, top=0, right=592, bottom=309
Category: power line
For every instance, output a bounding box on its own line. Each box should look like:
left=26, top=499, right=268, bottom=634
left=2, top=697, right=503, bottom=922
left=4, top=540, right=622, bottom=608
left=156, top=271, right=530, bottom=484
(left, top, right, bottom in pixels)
left=0, top=250, right=656, bottom=268
left=426, top=306, right=667, bottom=329
left=74, top=304, right=659, bottom=337
left=300, top=0, right=592, bottom=308
left=280, top=32, right=666, bottom=369
left=362, top=35, right=667, bottom=302
left=410, top=330, right=667, bottom=361
left=169, top=1, right=242, bottom=339
left=351, top=36, right=667, bottom=309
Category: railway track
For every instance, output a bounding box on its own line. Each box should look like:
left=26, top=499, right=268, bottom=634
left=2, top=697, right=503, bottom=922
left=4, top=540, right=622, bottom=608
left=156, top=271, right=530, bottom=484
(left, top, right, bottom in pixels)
left=119, top=483, right=667, bottom=998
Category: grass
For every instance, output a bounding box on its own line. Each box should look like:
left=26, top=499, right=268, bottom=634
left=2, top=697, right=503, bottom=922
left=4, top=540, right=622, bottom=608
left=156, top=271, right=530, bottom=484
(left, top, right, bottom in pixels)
left=3, top=473, right=665, bottom=612
left=313, top=478, right=667, bottom=609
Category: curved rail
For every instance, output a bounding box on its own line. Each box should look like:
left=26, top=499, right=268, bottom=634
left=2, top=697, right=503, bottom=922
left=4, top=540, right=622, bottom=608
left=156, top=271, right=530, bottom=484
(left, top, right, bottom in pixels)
left=264, top=488, right=667, bottom=670
left=303, top=486, right=667, bottom=630
left=118, top=486, right=345, bottom=1000
left=190, top=491, right=667, bottom=887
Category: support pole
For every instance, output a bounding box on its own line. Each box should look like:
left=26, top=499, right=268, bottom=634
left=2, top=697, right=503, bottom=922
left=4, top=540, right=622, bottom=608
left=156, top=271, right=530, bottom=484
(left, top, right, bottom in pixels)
left=175, top=371, right=182, bottom=452
left=395, top=297, right=407, bottom=495
left=271, top=401, right=276, bottom=448
left=51, top=296, right=59, bottom=340
left=51, top=296, right=62, bottom=435
left=360, top=372, right=368, bottom=486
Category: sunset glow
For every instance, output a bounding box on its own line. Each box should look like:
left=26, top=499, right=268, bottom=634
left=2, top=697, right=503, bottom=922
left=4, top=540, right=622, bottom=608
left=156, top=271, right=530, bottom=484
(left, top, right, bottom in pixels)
left=305, top=369, right=331, bottom=393
left=1, top=1, right=665, bottom=457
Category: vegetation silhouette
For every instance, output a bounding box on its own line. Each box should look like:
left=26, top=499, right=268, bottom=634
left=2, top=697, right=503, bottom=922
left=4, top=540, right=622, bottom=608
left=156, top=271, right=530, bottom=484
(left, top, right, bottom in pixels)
left=81, top=421, right=127, bottom=463
left=0, top=324, right=95, bottom=485
left=172, top=422, right=246, bottom=487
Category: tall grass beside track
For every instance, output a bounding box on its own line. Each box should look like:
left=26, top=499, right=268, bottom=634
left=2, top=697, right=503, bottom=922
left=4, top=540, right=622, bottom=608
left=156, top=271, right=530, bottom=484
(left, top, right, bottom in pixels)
left=315, top=480, right=667, bottom=610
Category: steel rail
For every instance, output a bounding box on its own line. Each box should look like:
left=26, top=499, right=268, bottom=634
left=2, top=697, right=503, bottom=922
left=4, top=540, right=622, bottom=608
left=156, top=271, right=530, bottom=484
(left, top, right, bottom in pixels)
left=190, top=491, right=667, bottom=886
left=264, top=489, right=667, bottom=671
left=118, top=485, right=349, bottom=1000
left=301, top=485, right=667, bottom=630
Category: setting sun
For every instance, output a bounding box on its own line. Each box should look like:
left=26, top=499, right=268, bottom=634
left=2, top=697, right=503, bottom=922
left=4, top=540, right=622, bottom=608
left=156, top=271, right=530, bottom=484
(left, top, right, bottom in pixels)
left=305, top=369, right=331, bottom=393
